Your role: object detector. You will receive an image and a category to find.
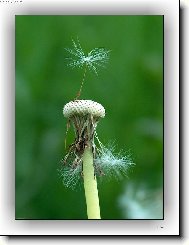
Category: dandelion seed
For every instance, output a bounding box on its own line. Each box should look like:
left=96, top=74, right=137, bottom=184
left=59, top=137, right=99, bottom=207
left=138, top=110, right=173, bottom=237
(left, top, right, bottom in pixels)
left=65, top=39, right=111, bottom=99
left=94, top=145, right=134, bottom=180
left=65, top=39, right=110, bottom=75
left=58, top=164, right=82, bottom=189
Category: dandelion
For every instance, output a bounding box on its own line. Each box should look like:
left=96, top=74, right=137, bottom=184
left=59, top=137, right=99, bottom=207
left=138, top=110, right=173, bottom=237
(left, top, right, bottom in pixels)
left=61, top=40, right=134, bottom=219
left=65, top=39, right=110, bottom=99
left=61, top=99, right=105, bottom=219
left=60, top=99, right=134, bottom=219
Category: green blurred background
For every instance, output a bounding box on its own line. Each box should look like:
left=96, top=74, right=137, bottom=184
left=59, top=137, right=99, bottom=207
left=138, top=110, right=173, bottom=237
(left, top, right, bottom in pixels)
left=16, top=15, right=163, bottom=219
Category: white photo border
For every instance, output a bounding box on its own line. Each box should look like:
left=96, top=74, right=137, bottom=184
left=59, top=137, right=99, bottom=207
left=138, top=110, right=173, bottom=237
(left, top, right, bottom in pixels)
left=0, top=0, right=179, bottom=236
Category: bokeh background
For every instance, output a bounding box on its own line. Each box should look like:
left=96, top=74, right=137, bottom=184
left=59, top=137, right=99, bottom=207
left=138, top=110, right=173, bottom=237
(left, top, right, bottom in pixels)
left=16, top=15, right=163, bottom=219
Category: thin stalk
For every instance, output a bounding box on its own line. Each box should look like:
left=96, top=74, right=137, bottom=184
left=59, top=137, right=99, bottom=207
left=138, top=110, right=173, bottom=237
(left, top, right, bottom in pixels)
left=75, top=64, right=87, bottom=100
left=82, top=146, right=101, bottom=219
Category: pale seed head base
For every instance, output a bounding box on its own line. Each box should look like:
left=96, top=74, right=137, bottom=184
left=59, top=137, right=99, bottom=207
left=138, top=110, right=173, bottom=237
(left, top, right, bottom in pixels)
left=63, top=100, right=105, bottom=119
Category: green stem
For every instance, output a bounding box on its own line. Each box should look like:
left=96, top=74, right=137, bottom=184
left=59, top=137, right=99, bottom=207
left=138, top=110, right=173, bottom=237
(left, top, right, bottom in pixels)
left=82, top=146, right=101, bottom=219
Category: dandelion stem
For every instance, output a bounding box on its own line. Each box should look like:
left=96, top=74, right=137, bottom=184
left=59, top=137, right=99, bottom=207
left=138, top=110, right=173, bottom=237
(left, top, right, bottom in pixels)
left=82, top=146, right=101, bottom=219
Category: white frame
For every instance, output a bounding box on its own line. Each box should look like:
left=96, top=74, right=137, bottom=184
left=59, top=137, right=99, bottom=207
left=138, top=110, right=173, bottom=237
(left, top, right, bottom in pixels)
left=0, top=0, right=179, bottom=236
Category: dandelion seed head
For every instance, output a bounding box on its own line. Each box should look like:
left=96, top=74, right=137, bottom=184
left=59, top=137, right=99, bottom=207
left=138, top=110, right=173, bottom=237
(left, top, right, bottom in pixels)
left=63, top=100, right=105, bottom=118
left=61, top=100, right=106, bottom=189
left=65, top=39, right=110, bottom=75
